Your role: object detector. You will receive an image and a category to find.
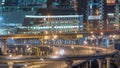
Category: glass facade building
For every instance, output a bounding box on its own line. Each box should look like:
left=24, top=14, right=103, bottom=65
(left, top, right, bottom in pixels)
left=3, top=0, right=47, bottom=6
left=17, top=15, right=83, bottom=34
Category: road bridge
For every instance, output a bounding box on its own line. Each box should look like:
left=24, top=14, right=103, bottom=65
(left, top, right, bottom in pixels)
left=0, top=45, right=117, bottom=68
left=0, top=34, right=118, bottom=68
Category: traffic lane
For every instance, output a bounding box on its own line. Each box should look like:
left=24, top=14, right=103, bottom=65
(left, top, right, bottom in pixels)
left=49, top=46, right=96, bottom=56
left=23, top=60, right=86, bottom=68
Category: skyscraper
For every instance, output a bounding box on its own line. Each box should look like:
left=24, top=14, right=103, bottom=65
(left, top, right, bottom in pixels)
left=77, top=0, right=87, bottom=30
left=4, top=0, right=12, bottom=6
left=76, top=0, right=113, bottom=30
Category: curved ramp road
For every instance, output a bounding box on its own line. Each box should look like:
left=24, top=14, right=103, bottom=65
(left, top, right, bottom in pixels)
left=14, top=45, right=117, bottom=68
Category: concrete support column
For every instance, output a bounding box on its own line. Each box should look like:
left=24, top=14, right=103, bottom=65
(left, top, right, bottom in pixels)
left=65, top=60, right=73, bottom=68
left=105, top=36, right=109, bottom=48
left=3, top=39, right=7, bottom=55
left=85, top=62, right=89, bottom=68
left=106, top=58, right=111, bottom=68
left=81, top=63, right=84, bottom=68
left=89, top=60, right=92, bottom=68
left=78, top=65, right=81, bottom=68
left=8, top=62, right=13, bottom=68
left=81, top=62, right=89, bottom=68
left=97, top=59, right=102, bottom=68
left=41, top=36, right=44, bottom=45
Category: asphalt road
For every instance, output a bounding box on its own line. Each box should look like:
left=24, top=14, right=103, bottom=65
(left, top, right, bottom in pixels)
left=0, top=45, right=117, bottom=68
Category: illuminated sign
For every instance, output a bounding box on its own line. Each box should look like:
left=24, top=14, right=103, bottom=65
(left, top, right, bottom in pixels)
left=106, top=0, right=116, bottom=5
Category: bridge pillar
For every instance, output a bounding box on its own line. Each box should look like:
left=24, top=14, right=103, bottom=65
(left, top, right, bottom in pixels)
left=78, top=66, right=80, bottom=68
left=106, top=58, right=111, bottom=68
left=105, top=36, right=109, bottom=48
left=65, top=60, right=73, bottom=68
left=97, top=59, right=102, bottom=68
left=89, top=60, right=92, bottom=68
left=8, top=62, right=13, bottom=68
left=84, top=62, right=89, bottom=68
left=2, top=39, right=8, bottom=55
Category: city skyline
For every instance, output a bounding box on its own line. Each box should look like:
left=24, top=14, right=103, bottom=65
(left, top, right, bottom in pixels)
left=0, top=0, right=119, bottom=68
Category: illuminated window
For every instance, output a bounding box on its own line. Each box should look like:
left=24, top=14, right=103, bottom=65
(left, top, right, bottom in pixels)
left=106, top=0, right=115, bottom=5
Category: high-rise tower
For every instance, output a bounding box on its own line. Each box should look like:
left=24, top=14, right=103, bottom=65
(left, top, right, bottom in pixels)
left=77, top=0, right=87, bottom=30
left=114, top=0, right=120, bottom=30
left=87, top=0, right=105, bottom=30
left=77, top=0, right=119, bottom=31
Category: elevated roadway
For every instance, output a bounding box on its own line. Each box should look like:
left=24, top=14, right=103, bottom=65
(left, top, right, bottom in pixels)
left=20, top=45, right=117, bottom=68
left=0, top=45, right=117, bottom=68
left=0, top=34, right=118, bottom=68
left=0, top=45, right=117, bottom=62
left=0, top=31, right=120, bottom=39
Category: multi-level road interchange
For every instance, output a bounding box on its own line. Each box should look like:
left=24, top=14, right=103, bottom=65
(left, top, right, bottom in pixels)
left=0, top=34, right=118, bottom=68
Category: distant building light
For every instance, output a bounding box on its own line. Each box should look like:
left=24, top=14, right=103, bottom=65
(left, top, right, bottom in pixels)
left=80, top=25, right=83, bottom=28
left=0, top=16, right=3, bottom=21
left=106, top=0, right=115, bottom=5
left=59, top=49, right=65, bottom=55
left=25, top=15, right=82, bottom=18
left=108, top=13, right=114, bottom=16
left=108, top=13, right=120, bottom=17
left=1, top=0, right=5, bottom=5
left=88, top=15, right=101, bottom=20
left=2, top=0, right=5, bottom=3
